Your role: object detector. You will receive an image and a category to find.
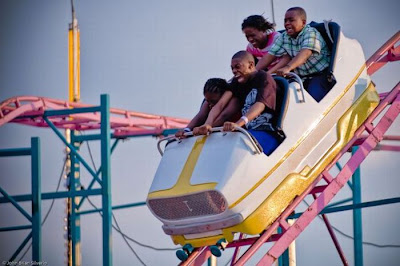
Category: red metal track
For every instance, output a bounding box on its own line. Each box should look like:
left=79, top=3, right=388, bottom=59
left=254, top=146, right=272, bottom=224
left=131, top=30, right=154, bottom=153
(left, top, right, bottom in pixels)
left=0, top=96, right=189, bottom=136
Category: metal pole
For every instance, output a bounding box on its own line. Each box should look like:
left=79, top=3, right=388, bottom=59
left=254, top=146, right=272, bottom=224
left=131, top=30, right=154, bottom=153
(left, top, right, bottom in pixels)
left=352, top=146, right=363, bottom=266
left=31, top=137, right=41, bottom=262
left=270, top=0, right=276, bottom=25
left=70, top=131, right=82, bottom=266
left=68, top=0, right=81, bottom=263
left=287, top=219, right=296, bottom=266
left=101, top=94, right=112, bottom=266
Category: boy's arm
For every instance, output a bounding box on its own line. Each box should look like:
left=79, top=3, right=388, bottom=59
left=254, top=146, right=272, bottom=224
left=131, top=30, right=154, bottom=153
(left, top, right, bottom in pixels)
left=276, top=49, right=312, bottom=76
left=175, top=101, right=210, bottom=138
left=193, top=91, right=233, bottom=135
left=255, top=53, right=277, bottom=71
left=213, top=97, right=241, bottom=126
left=267, top=54, right=291, bottom=74
left=223, top=102, right=265, bottom=131
left=186, top=101, right=210, bottom=129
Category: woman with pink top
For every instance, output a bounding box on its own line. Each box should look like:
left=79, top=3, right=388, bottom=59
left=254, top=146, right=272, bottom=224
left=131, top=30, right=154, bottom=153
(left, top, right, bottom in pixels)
left=242, top=15, right=289, bottom=72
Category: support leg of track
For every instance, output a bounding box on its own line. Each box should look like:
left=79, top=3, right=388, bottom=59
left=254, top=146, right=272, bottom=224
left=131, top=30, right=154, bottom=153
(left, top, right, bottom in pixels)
left=230, top=233, right=245, bottom=265
left=101, top=94, right=112, bottom=266
left=31, top=137, right=42, bottom=262
left=312, top=194, right=348, bottom=265
left=352, top=148, right=363, bottom=266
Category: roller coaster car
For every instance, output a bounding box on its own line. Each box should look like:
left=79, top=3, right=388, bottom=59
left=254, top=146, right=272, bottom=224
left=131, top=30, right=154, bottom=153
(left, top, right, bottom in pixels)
left=146, top=22, right=380, bottom=249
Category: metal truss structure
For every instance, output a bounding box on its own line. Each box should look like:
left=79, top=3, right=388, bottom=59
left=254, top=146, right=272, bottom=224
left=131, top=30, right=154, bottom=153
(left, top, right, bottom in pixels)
left=0, top=31, right=399, bottom=266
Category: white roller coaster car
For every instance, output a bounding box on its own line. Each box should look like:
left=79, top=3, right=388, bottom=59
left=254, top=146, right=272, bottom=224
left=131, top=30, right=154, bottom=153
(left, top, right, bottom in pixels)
left=146, top=22, right=379, bottom=253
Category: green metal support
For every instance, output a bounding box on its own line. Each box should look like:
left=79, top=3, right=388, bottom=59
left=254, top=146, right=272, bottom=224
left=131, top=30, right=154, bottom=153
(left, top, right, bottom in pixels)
left=70, top=131, right=82, bottom=266
left=43, top=116, right=102, bottom=186
left=352, top=146, right=363, bottom=266
left=77, top=201, right=146, bottom=216
left=31, top=137, right=41, bottom=262
left=10, top=232, right=33, bottom=261
left=0, top=138, right=41, bottom=262
left=278, top=226, right=290, bottom=266
left=101, top=94, right=112, bottom=266
left=0, top=189, right=102, bottom=204
left=76, top=138, right=120, bottom=210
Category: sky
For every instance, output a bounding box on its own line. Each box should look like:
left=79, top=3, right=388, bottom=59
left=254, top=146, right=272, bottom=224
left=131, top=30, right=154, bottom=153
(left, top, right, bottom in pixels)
left=0, top=0, right=399, bottom=265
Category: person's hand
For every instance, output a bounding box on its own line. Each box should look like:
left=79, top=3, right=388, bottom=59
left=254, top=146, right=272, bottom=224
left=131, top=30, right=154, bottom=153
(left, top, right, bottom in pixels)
left=223, top=122, right=238, bottom=132
left=276, top=65, right=291, bottom=77
left=175, top=130, right=186, bottom=139
left=193, top=124, right=212, bottom=135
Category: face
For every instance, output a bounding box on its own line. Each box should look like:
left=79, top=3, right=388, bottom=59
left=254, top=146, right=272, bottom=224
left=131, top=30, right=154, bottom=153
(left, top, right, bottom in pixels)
left=231, top=58, right=254, bottom=83
left=284, top=10, right=306, bottom=38
left=204, top=92, right=222, bottom=109
left=243, top=27, right=268, bottom=49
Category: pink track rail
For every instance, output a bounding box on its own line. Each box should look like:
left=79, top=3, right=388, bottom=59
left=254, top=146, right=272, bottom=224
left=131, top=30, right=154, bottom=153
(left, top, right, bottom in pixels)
left=180, top=31, right=400, bottom=266
left=0, top=96, right=189, bottom=136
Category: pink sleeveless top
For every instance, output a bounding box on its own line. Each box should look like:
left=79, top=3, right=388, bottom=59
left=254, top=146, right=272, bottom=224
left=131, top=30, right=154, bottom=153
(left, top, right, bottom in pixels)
left=246, top=31, right=281, bottom=68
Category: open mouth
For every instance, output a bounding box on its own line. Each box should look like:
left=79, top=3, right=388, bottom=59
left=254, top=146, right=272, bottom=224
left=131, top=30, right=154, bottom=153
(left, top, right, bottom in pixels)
left=286, top=27, right=294, bottom=35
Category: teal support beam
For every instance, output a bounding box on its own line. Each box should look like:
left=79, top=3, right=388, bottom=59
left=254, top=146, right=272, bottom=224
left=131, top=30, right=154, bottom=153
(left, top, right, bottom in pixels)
left=9, top=232, right=32, bottom=261
left=44, top=106, right=101, bottom=116
left=290, top=197, right=400, bottom=219
left=31, top=137, right=41, bottom=262
left=336, top=162, right=353, bottom=190
left=76, top=138, right=120, bottom=210
left=0, top=186, right=32, bottom=222
left=277, top=227, right=290, bottom=266
left=325, top=197, right=353, bottom=209
left=0, top=225, right=32, bottom=232
left=78, top=201, right=146, bottom=216
left=43, top=116, right=102, bottom=186
left=0, top=148, right=31, bottom=157
left=101, top=94, right=112, bottom=266
left=70, top=131, right=81, bottom=266
left=161, top=128, right=179, bottom=136
left=0, top=189, right=102, bottom=203
left=352, top=147, right=363, bottom=266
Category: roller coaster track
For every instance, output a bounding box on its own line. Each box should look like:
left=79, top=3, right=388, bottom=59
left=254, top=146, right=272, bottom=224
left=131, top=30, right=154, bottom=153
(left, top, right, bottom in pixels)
left=0, top=96, right=189, bottom=137
left=179, top=31, right=400, bottom=266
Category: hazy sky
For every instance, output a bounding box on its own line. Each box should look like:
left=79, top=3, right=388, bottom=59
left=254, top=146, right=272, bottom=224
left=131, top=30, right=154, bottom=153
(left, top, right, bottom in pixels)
left=0, top=0, right=399, bottom=265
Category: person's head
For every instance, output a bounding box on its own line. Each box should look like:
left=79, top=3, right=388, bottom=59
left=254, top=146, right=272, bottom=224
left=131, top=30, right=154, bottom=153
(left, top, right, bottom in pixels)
left=203, top=78, right=228, bottom=108
left=231, top=51, right=256, bottom=84
left=242, top=15, right=275, bottom=49
left=284, top=7, right=307, bottom=38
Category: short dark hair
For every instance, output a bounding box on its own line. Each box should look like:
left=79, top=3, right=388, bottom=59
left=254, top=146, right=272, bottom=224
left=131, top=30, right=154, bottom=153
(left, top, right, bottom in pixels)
left=203, top=78, right=228, bottom=95
left=241, top=15, right=275, bottom=31
left=232, top=50, right=255, bottom=63
left=287, top=7, right=307, bottom=21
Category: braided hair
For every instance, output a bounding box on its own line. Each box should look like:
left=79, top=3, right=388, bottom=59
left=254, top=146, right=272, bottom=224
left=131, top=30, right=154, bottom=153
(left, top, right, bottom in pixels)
left=203, top=78, right=228, bottom=95
left=241, top=15, right=275, bottom=32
